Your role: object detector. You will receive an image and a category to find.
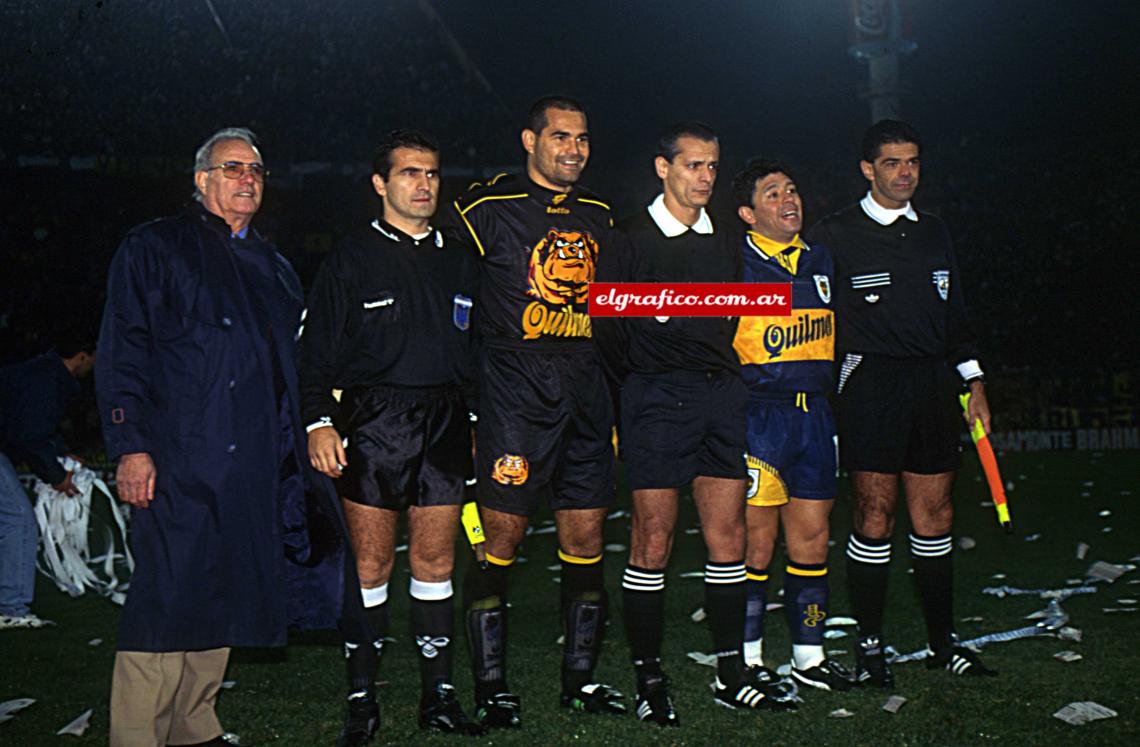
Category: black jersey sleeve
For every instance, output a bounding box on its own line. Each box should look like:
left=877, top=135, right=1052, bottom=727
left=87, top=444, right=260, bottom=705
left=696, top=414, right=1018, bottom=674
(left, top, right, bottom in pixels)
left=943, top=232, right=983, bottom=371
left=298, top=251, right=351, bottom=428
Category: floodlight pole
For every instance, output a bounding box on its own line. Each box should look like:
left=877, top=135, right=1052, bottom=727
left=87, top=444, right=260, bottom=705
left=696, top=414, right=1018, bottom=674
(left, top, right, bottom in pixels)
left=848, top=0, right=917, bottom=123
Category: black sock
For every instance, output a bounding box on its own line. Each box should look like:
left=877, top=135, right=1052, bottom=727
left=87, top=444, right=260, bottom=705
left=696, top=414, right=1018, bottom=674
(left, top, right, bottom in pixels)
left=622, top=565, right=666, bottom=682
left=743, top=566, right=768, bottom=667
left=347, top=585, right=389, bottom=699
left=410, top=578, right=455, bottom=696
left=846, top=532, right=891, bottom=639
left=560, top=550, right=607, bottom=693
left=910, top=532, right=955, bottom=653
left=704, top=561, right=747, bottom=686
left=464, top=558, right=511, bottom=701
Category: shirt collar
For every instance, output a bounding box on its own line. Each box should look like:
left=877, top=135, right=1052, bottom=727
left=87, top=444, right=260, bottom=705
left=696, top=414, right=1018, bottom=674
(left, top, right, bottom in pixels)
left=860, top=192, right=919, bottom=225
left=746, top=230, right=806, bottom=259
left=371, top=218, right=441, bottom=247
left=647, top=193, right=714, bottom=237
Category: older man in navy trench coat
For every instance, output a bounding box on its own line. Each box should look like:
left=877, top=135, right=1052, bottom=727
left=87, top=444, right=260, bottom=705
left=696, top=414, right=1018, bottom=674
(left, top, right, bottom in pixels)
left=97, top=128, right=358, bottom=746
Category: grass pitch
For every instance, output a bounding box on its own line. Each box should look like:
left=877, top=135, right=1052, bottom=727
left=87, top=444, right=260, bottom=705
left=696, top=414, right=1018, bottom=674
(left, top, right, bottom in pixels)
left=3, top=451, right=1137, bottom=745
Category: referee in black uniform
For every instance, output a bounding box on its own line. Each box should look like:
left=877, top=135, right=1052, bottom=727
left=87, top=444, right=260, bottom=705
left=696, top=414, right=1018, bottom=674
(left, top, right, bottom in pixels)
left=299, top=130, right=483, bottom=743
left=608, top=123, right=796, bottom=724
left=808, top=120, right=995, bottom=687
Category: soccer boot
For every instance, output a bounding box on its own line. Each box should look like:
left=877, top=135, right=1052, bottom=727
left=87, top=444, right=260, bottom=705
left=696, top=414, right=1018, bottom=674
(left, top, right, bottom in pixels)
left=854, top=635, right=895, bottom=688
left=335, top=694, right=379, bottom=747
left=473, top=691, right=521, bottom=729
left=634, top=674, right=679, bottom=727
left=560, top=682, right=627, bottom=714
left=713, top=674, right=799, bottom=711
left=418, top=682, right=486, bottom=735
left=744, top=664, right=799, bottom=700
left=792, top=658, right=857, bottom=692
left=926, top=642, right=997, bottom=676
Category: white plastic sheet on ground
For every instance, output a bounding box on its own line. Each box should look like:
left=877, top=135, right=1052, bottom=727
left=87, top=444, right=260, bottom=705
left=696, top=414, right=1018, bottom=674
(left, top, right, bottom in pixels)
left=33, top=457, right=133, bottom=604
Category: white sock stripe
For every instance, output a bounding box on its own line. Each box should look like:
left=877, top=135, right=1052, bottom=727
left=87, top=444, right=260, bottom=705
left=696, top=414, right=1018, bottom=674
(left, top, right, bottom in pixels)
left=361, top=583, right=389, bottom=607
left=848, top=535, right=891, bottom=553
left=409, top=577, right=453, bottom=601
left=705, top=564, right=747, bottom=583
left=846, top=538, right=892, bottom=564
left=909, top=534, right=953, bottom=548
left=623, top=568, right=666, bottom=582
left=623, top=567, right=666, bottom=591
left=705, top=568, right=747, bottom=584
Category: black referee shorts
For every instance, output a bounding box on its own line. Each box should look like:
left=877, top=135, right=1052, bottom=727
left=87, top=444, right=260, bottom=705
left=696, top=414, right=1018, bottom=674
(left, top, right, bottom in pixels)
left=337, top=384, right=471, bottom=510
left=834, top=355, right=963, bottom=474
left=621, top=370, right=748, bottom=490
left=476, top=346, right=615, bottom=516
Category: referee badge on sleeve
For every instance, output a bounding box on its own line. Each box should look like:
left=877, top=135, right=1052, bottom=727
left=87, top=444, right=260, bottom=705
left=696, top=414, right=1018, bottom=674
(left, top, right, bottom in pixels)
left=932, top=270, right=950, bottom=301
left=453, top=294, right=473, bottom=330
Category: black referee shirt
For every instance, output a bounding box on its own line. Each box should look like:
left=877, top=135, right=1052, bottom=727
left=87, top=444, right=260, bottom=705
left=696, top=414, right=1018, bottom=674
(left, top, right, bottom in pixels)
left=298, top=219, right=478, bottom=427
left=613, top=209, right=743, bottom=375
left=808, top=202, right=980, bottom=366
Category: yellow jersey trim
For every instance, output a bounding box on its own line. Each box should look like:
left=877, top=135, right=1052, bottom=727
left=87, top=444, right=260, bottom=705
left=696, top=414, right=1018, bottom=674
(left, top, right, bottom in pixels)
left=747, top=230, right=805, bottom=276
left=576, top=197, right=612, bottom=211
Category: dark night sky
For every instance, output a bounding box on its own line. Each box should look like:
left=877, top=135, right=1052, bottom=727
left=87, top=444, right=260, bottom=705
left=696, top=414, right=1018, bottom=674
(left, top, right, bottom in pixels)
left=442, top=0, right=1140, bottom=176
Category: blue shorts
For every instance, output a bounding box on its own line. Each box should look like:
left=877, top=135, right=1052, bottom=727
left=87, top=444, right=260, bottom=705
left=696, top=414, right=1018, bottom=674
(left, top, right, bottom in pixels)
left=744, top=393, right=837, bottom=506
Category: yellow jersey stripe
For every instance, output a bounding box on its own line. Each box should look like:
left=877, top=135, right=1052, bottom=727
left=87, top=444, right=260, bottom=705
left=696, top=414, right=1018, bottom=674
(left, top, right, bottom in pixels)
left=459, top=192, right=529, bottom=215
left=453, top=200, right=487, bottom=256
left=576, top=197, right=611, bottom=211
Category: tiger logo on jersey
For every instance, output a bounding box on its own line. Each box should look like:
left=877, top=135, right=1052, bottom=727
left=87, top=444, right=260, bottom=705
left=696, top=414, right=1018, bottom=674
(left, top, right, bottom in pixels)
left=491, top=454, right=529, bottom=485
left=527, top=229, right=598, bottom=305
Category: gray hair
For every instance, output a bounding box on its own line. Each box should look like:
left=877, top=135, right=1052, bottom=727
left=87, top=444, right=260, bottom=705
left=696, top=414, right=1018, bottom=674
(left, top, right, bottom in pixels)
left=192, top=127, right=261, bottom=201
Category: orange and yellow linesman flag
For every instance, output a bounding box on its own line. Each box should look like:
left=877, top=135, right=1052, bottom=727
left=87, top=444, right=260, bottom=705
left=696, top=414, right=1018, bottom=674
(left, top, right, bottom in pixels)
left=960, top=392, right=1013, bottom=533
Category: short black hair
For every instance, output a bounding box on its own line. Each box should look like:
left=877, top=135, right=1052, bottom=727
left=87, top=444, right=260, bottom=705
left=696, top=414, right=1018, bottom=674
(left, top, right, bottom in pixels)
left=731, top=157, right=796, bottom=209
left=56, top=331, right=97, bottom=358
left=655, top=121, right=718, bottom=163
left=371, top=129, right=439, bottom=180
left=525, top=95, right=586, bottom=135
left=861, top=119, right=922, bottom=162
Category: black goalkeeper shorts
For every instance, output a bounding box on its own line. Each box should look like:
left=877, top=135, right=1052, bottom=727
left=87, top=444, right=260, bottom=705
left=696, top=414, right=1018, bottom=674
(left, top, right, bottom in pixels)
left=337, top=384, right=471, bottom=510
left=475, top=345, right=615, bottom=516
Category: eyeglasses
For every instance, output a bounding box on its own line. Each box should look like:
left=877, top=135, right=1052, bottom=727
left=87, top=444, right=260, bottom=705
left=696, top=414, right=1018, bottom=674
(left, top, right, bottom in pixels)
left=206, top=161, right=269, bottom=181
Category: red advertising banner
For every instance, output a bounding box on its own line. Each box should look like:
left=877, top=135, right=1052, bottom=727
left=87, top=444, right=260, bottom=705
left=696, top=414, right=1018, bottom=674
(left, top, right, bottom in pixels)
left=588, top=282, right=792, bottom=318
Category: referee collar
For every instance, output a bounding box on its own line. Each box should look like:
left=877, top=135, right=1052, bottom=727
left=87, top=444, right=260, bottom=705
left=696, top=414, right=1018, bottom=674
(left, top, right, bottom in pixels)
left=371, top=218, right=443, bottom=248
left=860, top=192, right=919, bottom=225
left=647, top=193, right=714, bottom=237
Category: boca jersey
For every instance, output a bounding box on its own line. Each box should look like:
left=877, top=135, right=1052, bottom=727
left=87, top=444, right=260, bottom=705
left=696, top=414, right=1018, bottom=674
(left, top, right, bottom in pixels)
left=448, top=173, right=614, bottom=350
left=733, top=231, right=835, bottom=395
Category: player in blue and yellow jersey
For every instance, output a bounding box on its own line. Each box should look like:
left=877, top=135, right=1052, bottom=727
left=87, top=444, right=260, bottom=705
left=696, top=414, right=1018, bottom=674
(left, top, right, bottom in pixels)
left=445, top=96, right=624, bottom=728
left=730, top=159, right=856, bottom=693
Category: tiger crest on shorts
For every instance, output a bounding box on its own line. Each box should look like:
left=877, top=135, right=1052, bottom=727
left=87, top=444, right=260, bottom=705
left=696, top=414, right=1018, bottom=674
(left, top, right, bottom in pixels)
left=491, top=454, right=529, bottom=485
left=527, top=229, right=598, bottom=305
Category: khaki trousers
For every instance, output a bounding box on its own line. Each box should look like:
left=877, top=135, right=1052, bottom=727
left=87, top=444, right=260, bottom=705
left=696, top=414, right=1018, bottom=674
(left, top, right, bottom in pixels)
left=109, top=647, right=230, bottom=747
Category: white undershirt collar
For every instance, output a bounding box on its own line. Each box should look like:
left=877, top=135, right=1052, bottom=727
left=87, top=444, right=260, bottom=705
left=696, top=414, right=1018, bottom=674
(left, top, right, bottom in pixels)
left=647, top=193, right=714, bottom=237
left=860, top=192, right=919, bottom=226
